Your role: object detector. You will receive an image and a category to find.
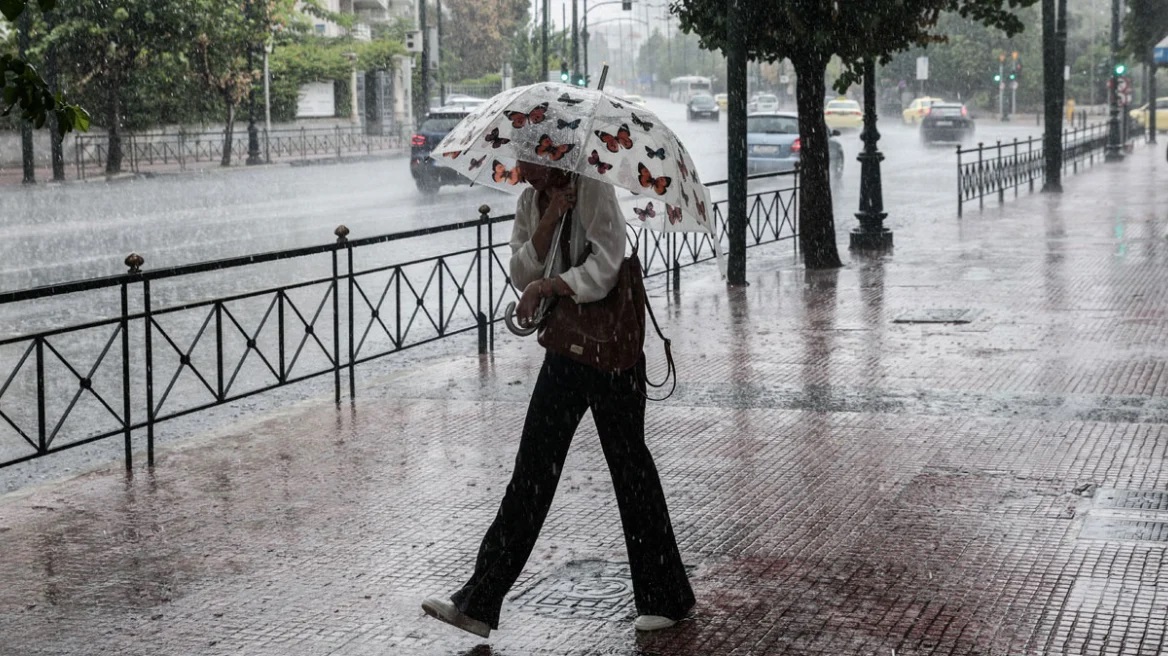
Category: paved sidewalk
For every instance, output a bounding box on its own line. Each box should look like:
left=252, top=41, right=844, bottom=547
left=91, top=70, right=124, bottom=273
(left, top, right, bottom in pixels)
left=1, top=147, right=1166, bottom=656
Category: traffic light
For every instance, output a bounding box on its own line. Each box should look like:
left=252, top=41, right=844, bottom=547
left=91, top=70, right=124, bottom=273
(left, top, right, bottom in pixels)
left=1114, top=62, right=1127, bottom=76
left=1014, top=61, right=1022, bottom=80
left=993, top=73, right=1002, bottom=83
left=622, top=0, right=632, bottom=9
left=574, top=73, right=587, bottom=87
left=560, top=62, right=569, bottom=82
left=1008, top=70, right=1016, bottom=81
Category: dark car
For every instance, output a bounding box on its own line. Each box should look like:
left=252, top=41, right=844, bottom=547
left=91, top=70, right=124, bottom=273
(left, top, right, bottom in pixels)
left=687, top=94, right=720, bottom=121
left=919, top=103, right=975, bottom=145
left=410, top=108, right=472, bottom=193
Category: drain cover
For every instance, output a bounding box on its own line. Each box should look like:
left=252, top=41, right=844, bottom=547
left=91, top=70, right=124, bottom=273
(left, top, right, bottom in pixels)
left=1079, top=517, right=1168, bottom=543
left=1095, top=489, right=1168, bottom=512
left=512, top=560, right=635, bottom=621
left=893, top=309, right=979, bottom=324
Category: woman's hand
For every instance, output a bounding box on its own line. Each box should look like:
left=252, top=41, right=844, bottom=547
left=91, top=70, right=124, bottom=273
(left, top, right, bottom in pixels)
left=543, top=185, right=577, bottom=220
left=516, top=279, right=546, bottom=328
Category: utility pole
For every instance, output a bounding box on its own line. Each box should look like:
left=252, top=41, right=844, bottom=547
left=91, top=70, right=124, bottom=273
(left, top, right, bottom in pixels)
left=726, top=0, right=747, bottom=286
left=1042, top=0, right=1068, bottom=193
left=438, top=0, right=444, bottom=106
left=572, top=0, right=579, bottom=79
left=420, top=0, right=430, bottom=121
left=542, top=0, right=549, bottom=82
left=19, top=8, right=35, bottom=185
left=1104, top=0, right=1124, bottom=161
left=998, top=54, right=1007, bottom=121
left=245, top=0, right=263, bottom=165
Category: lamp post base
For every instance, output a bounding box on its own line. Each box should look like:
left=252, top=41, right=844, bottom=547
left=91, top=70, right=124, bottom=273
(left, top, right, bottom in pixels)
left=849, top=225, right=893, bottom=251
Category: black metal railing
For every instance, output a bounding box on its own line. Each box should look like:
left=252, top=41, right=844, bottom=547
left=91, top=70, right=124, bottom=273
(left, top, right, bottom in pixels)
left=0, top=170, right=797, bottom=471
left=74, top=127, right=405, bottom=179
left=956, top=122, right=1113, bottom=216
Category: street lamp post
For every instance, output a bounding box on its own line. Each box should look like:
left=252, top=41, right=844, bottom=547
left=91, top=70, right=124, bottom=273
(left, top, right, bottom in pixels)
left=850, top=58, right=893, bottom=251
left=1104, top=0, right=1124, bottom=162
left=18, top=8, right=34, bottom=184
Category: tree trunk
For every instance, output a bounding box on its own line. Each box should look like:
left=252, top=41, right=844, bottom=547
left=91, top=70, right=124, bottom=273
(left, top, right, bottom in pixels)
left=106, top=90, right=123, bottom=174
left=222, top=101, right=236, bottom=167
left=793, top=57, right=842, bottom=269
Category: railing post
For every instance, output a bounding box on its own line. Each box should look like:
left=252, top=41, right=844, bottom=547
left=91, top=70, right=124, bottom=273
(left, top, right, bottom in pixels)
left=278, top=290, right=286, bottom=384
left=977, top=143, right=985, bottom=212
left=143, top=276, right=155, bottom=466
left=121, top=253, right=143, bottom=471
left=997, top=140, right=1005, bottom=206
left=347, top=238, right=355, bottom=400
left=672, top=233, right=681, bottom=290
left=302, top=127, right=307, bottom=159
left=215, top=300, right=224, bottom=402
left=35, top=336, right=46, bottom=456
left=335, top=126, right=342, bottom=159
left=477, top=210, right=487, bottom=354
left=333, top=225, right=349, bottom=404
left=1012, top=138, right=1019, bottom=197
left=956, top=144, right=963, bottom=217
left=74, top=135, right=81, bottom=180
left=1028, top=136, right=1035, bottom=192
left=485, top=206, right=495, bottom=351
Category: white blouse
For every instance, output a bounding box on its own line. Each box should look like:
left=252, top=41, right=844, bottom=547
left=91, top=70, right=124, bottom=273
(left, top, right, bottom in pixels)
left=509, top=175, right=626, bottom=304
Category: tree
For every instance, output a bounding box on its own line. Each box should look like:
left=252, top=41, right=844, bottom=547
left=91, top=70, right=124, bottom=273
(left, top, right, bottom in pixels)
left=1124, top=0, right=1168, bottom=67
left=443, top=0, right=529, bottom=81
left=673, top=0, right=1036, bottom=269
left=0, top=0, right=89, bottom=135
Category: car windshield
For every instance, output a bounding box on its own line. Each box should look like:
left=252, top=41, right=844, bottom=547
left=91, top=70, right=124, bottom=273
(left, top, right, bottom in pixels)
left=930, top=105, right=964, bottom=117
left=691, top=96, right=715, bottom=107
left=827, top=101, right=860, bottom=111
left=420, top=115, right=466, bottom=132
left=757, top=95, right=778, bottom=104
left=747, top=115, right=798, bottom=134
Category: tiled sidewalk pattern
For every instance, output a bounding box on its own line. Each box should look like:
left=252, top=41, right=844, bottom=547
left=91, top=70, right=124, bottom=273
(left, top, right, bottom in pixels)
left=0, top=147, right=1166, bottom=655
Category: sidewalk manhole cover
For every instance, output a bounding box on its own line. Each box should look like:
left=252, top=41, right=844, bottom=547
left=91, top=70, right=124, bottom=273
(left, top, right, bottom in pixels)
left=511, top=560, right=635, bottom=621
left=1079, top=517, right=1168, bottom=543
left=893, top=309, right=979, bottom=324
left=1095, top=489, right=1168, bottom=512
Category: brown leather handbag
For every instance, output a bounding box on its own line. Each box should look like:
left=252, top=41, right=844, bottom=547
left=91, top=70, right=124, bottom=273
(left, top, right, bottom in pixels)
left=537, top=211, right=676, bottom=399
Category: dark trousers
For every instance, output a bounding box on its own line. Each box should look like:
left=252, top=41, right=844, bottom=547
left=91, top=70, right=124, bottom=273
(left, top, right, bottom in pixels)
left=451, top=352, right=695, bottom=629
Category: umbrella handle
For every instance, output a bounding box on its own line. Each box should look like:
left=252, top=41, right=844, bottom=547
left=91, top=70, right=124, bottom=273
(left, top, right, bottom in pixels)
left=503, top=298, right=554, bottom=337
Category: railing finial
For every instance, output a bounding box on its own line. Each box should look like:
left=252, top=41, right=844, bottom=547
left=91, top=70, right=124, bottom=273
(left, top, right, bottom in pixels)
left=335, top=225, right=350, bottom=242
left=124, top=253, right=144, bottom=274
left=478, top=205, right=491, bottom=217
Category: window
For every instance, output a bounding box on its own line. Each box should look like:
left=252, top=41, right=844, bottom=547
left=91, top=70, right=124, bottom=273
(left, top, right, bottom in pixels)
left=747, top=116, right=799, bottom=134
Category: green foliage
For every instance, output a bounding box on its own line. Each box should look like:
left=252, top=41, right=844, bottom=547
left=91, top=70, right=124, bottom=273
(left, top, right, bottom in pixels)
left=1123, top=0, right=1168, bottom=63
left=0, top=0, right=89, bottom=135
left=444, top=0, right=529, bottom=80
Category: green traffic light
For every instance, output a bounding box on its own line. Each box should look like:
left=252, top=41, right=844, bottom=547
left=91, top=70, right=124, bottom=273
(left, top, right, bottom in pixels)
left=1114, top=63, right=1127, bottom=75
left=994, top=74, right=1001, bottom=82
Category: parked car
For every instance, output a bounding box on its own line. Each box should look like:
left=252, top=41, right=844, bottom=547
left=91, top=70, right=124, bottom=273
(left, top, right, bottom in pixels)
left=1129, top=97, right=1168, bottom=132
left=714, top=93, right=728, bottom=110
left=919, top=103, right=975, bottom=144
left=746, top=112, right=844, bottom=183
left=902, top=96, right=944, bottom=125
left=621, top=94, right=647, bottom=107
left=687, top=94, right=720, bottom=121
left=748, top=93, right=780, bottom=113
left=824, top=98, right=863, bottom=131
left=409, top=107, right=473, bottom=193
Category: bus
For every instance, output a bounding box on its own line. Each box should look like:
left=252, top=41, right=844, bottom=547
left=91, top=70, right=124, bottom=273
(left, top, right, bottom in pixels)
left=669, top=76, right=712, bottom=103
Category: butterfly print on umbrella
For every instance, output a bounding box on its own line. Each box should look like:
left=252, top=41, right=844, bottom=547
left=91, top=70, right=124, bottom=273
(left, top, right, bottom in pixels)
left=503, top=102, right=549, bottom=128
left=557, top=118, right=582, bottom=130
left=677, top=158, right=689, bottom=180
left=609, top=100, right=624, bottom=109
left=665, top=204, right=683, bottom=224
left=644, top=145, right=666, bottom=160
left=595, top=124, right=633, bottom=153
left=468, top=155, right=486, bottom=171
left=694, top=199, right=708, bottom=223
left=680, top=186, right=690, bottom=207
left=557, top=93, right=584, bottom=106
left=492, top=160, right=522, bottom=185
left=633, top=202, right=656, bottom=221
left=484, top=127, right=511, bottom=148
left=587, top=149, right=613, bottom=174
left=535, top=134, right=575, bottom=161
left=637, top=162, right=671, bottom=195
left=443, top=150, right=462, bottom=159
left=631, top=112, right=654, bottom=131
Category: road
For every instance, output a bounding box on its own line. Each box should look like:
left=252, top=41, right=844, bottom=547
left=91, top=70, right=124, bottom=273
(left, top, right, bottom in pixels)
left=0, top=95, right=1047, bottom=491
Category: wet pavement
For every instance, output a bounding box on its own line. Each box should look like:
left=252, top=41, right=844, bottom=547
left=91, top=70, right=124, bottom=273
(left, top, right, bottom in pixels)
left=1, top=145, right=1167, bottom=655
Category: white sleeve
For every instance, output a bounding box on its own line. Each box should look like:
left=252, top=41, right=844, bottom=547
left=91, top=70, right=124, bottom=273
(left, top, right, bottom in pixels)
left=558, top=177, right=625, bottom=304
left=509, top=188, right=545, bottom=290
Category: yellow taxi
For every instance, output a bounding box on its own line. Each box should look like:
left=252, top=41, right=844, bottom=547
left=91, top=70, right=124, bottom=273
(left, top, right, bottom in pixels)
left=902, top=96, right=944, bottom=125
left=824, top=98, right=863, bottom=130
left=714, top=93, right=728, bottom=110
left=1129, top=97, right=1168, bottom=132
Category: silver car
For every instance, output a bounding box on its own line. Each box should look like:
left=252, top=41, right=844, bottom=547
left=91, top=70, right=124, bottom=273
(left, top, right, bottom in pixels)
left=746, top=112, right=844, bottom=182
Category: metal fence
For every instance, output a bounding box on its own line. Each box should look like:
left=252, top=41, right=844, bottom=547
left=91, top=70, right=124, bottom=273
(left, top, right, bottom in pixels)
left=956, top=122, right=1117, bottom=216
left=74, top=127, right=405, bottom=179
left=0, top=171, right=798, bottom=471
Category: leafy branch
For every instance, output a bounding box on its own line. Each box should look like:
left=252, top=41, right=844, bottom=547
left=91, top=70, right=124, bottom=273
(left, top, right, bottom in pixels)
left=0, top=0, right=91, bottom=134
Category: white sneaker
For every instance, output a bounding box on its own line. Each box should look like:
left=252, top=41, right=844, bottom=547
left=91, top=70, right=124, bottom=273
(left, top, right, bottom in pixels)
left=634, top=614, right=678, bottom=631
left=421, top=597, right=491, bottom=638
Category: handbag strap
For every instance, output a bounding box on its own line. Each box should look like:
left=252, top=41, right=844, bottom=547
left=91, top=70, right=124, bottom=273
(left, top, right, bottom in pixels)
left=641, top=297, right=676, bottom=401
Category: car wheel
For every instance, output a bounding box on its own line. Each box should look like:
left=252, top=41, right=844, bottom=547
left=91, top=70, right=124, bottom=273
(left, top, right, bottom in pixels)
left=415, top=176, right=440, bottom=194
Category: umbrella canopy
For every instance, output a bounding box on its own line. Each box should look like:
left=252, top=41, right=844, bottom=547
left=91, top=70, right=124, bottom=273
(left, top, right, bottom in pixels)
left=431, top=82, right=715, bottom=237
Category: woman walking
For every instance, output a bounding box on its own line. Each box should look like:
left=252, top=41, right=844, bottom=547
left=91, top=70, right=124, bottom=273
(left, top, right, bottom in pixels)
left=422, top=161, right=694, bottom=638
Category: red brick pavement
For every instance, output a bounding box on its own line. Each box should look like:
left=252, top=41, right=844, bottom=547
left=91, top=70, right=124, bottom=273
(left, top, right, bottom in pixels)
left=1, top=147, right=1167, bottom=656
